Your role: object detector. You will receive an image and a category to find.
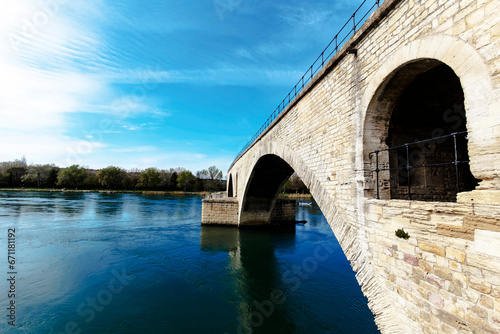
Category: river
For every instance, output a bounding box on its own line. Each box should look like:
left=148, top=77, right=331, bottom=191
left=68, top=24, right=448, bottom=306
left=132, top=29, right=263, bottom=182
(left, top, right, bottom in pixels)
left=0, top=191, right=379, bottom=333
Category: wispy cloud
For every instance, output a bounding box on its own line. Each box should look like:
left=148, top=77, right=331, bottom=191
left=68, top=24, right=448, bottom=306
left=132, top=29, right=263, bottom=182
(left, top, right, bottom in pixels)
left=109, top=146, right=156, bottom=153
left=103, top=67, right=303, bottom=86
left=278, top=6, right=336, bottom=28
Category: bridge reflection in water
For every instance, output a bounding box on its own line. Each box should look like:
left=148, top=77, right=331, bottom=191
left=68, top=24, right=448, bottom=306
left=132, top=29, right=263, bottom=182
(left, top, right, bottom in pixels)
left=200, top=203, right=380, bottom=334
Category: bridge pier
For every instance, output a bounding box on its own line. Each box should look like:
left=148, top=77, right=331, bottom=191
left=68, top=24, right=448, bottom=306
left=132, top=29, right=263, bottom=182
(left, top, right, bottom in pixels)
left=201, top=196, right=295, bottom=227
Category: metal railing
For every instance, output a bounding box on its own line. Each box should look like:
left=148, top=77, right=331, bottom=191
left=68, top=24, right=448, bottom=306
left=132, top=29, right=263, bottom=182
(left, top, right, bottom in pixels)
left=231, top=0, right=383, bottom=167
left=368, top=131, right=470, bottom=200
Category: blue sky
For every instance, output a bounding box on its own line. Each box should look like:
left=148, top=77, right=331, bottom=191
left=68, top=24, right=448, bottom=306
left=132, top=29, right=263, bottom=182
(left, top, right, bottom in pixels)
left=1, top=0, right=366, bottom=174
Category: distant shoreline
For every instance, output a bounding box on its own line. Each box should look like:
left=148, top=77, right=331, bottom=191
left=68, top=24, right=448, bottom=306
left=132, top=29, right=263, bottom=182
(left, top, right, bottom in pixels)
left=0, top=188, right=314, bottom=199
left=0, top=188, right=210, bottom=196
left=278, top=193, right=313, bottom=200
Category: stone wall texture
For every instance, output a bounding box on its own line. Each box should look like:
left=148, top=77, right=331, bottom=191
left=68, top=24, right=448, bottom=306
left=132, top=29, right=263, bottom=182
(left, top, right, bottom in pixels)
left=202, top=198, right=296, bottom=225
left=227, top=0, right=500, bottom=332
left=201, top=197, right=239, bottom=225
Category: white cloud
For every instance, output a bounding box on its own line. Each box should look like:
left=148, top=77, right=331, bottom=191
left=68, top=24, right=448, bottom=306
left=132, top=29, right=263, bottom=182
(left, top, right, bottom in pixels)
left=0, top=1, right=110, bottom=166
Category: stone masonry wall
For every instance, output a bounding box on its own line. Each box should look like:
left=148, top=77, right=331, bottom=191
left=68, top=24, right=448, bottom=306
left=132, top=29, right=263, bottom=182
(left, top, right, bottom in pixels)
left=227, top=0, right=500, bottom=332
left=365, top=199, right=500, bottom=333
left=270, top=199, right=296, bottom=223
left=201, top=197, right=239, bottom=225
left=202, top=198, right=296, bottom=226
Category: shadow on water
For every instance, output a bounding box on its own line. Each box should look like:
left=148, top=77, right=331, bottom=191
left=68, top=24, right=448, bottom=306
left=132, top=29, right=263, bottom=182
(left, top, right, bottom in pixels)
left=201, top=225, right=298, bottom=334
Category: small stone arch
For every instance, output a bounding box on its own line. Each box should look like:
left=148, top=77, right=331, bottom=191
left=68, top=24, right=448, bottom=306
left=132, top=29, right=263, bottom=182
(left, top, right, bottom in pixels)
left=359, top=34, right=495, bottom=200
left=227, top=174, right=234, bottom=197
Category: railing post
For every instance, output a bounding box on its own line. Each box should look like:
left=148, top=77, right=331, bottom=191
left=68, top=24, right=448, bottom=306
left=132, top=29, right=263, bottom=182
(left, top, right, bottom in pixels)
left=453, top=133, right=460, bottom=193
left=375, top=151, right=380, bottom=199
left=406, top=143, right=411, bottom=200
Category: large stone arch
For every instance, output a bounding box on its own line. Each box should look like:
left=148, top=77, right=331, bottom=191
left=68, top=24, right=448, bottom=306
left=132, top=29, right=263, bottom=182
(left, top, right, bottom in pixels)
left=237, top=140, right=405, bottom=333
left=357, top=34, right=497, bottom=200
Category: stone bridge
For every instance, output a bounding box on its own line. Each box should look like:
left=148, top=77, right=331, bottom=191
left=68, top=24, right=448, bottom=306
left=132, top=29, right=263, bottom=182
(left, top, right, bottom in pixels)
left=202, top=0, right=500, bottom=332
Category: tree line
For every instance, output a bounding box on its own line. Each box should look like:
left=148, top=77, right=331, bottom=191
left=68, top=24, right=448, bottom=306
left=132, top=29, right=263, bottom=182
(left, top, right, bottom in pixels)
left=0, top=158, right=225, bottom=192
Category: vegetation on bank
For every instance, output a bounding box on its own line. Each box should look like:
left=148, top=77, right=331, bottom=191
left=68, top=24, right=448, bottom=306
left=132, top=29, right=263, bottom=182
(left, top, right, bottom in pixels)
left=0, top=158, right=225, bottom=192
left=0, top=158, right=311, bottom=197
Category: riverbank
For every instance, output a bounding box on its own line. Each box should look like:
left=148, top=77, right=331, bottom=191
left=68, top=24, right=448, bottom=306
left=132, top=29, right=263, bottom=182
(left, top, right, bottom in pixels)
left=0, top=188, right=211, bottom=196
left=1, top=188, right=315, bottom=199
left=278, top=193, right=313, bottom=200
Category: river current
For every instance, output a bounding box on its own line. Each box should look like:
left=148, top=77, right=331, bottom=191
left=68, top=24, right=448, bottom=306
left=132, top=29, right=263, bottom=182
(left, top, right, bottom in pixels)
left=0, top=191, right=379, bottom=333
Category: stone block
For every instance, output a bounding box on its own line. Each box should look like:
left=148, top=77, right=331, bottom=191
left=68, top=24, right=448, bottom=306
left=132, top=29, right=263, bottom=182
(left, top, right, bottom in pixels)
left=475, top=229, right=500, bottom=257
left=446, top=247, right=466, bottom=263
left=422, top=252, right=437, bottom=263
left=467, top=253, right=500, bottom=272
left=465, top=215, right=500, bottom=232
left=427, top=273, right=446, bottom=289
left=396, top=277, right=412, bottom=291
left=449, top=260, right=462, bottom=272
left=419, top=260, right=433, bottom=272
left=465, top=312, right=484, bottom=328
left=437, top=224, right=474, bottom=240
left=429, top=292, right=444, bottom=308
left=404, top=253, right=419, bottom=266
left=419, top=240, right=446, bottom=256
left=479, top=295, right=494, bottom=309
left=469, top=305, right=489, bottom=319
left=435, top=267, right=453, bottom=281
left=470, top=277, right=493, bottom=296
left=492, top=285, right=500, bottom=298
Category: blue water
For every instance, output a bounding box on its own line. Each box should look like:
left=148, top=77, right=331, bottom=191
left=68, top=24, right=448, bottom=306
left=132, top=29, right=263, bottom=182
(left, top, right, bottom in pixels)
left=0, top=191, right=379, bottom=333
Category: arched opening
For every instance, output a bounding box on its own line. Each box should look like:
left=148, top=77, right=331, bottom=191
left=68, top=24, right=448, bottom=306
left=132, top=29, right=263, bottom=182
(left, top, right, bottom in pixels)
left=233, top=152, right=379, bottom=331
left=227, top=174, right=234, bottom=197
left=364, top=59, right=478, bottom=201
left=240, top=154, right=295, bottom=226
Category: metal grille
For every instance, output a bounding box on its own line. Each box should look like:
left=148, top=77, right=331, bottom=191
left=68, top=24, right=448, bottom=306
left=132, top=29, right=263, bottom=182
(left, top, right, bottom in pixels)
left=368, top=131, right=470, bottom=200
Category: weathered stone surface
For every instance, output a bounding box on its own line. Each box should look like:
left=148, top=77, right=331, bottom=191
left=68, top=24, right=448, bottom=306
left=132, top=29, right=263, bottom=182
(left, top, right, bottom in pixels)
left=446, top=247, right=466, bottom=263
left=475, top=229, right=500, bottom=257
left=435, top=267, right=453, bottom=281
left=419, top=260, right=433, bottom=272
left=419, top=241, right=446, bottom=257
left=437, top=224, right=474, bottom=240
left=469, top=277, right=492, bottom=294
left=492, top=285, right=500, bottom=298
left=427, top=274, right=446, bottom=289
left=467, top=253, right=500, bottom=273
left=429, top=292, right=444, bottom=308
left=479, top=294, right=494, bottom=309
left=404, top=253, right=419, bottom=266
left=464, top=215, right=500, bottom=232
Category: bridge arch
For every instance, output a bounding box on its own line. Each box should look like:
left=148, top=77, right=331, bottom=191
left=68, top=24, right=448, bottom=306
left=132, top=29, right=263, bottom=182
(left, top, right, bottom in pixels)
left=360, top=34, right=494, bottom=200
left=236, top=141, right=402, bottom=331
left=237, top=142, right=323, bottom=224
